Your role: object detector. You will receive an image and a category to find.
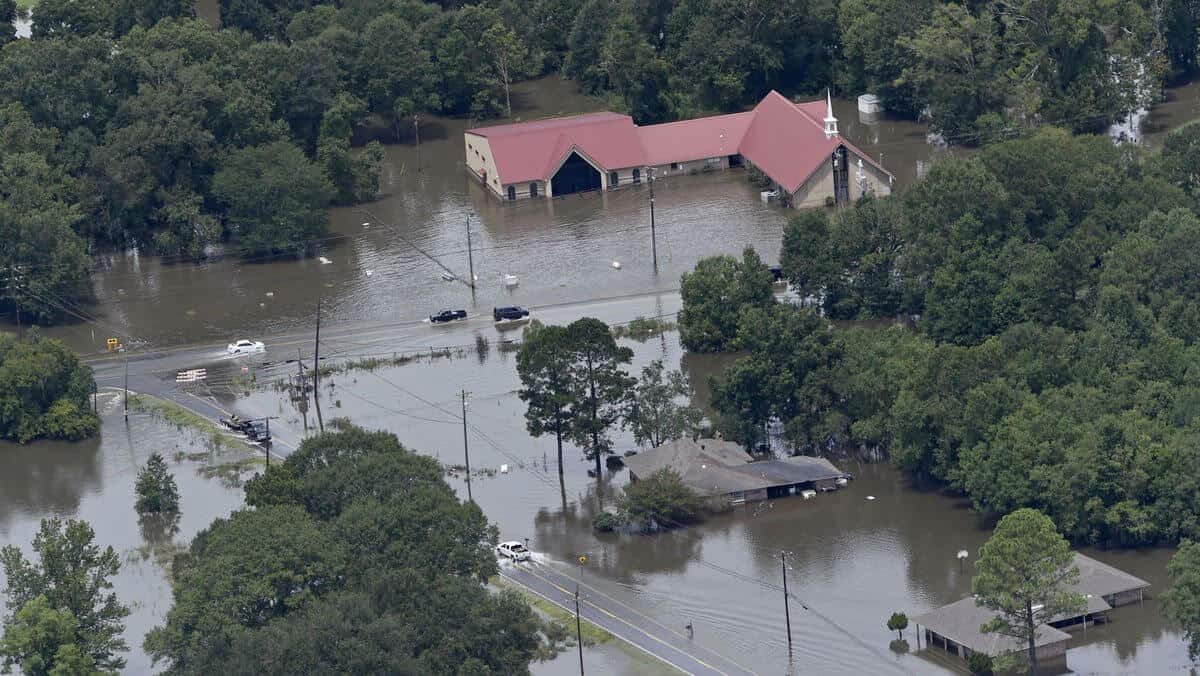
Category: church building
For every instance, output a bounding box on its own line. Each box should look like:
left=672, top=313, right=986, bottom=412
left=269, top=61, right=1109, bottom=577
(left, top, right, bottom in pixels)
left=464, top=90, right=892, bottom=208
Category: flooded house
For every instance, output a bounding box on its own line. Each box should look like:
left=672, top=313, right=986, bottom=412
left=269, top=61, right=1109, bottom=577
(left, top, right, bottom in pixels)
left=624, top=438, right=848, bottom=505
left=464, top=90, right=893, bottom=208
left=912, top=552, right=1151, bottom=669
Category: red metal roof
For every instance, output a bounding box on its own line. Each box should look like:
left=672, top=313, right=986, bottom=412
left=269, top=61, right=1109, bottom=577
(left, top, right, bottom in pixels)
left=466, top=92, right=891, bottom=191
left=638, top=111, right=755, bottom=166
left=467, top=112, right=645, bottom=184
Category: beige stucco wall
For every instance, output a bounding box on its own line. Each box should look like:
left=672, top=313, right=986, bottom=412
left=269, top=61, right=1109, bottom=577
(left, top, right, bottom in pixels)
left=650, top=156, right=731, bottom=179
left=790, top=145, right=893, bottom=208
left=500, top=180, right=547, bottom=200
left=464, top=133, right=504, bottom=198
left=604, top=166, right=647, bottom=190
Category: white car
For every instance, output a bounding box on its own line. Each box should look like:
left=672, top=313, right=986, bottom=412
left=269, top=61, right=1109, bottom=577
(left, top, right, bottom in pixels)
left=496, top=541, right=530, bottom=562
left=226, top=339, right=265, bottom=355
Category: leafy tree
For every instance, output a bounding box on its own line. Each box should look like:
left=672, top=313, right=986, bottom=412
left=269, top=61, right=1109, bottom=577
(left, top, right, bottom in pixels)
left=1, top=518, right=128, bottom=671
left=966, top=650, right=994, bottom=676
left=972, top=509, right=1085, bottom=676
left=145, top=505, right=347, bottom=670
left=617, top=469, right=702, bottom=530
left=211, top=141, right=333, bottom=258
left=135, top=453, right=180, bottom=514
left=565, top=317, right=634, bottom=479
left=220, top=0, right=319, bottom=40
left=1160, top=122, right=1200, bottom=194
left=0, top=596, right=97, bottom=676
left=886, top=611, right=908, bottom=639
left=0, top=0, right=15, bottom=44
left=0, top=334, right=98, bottom=443
left=837, top=0, right=934, bottom=118
left=624, top=360, right=703, bottom=448
left=201, top=575, right=539, bottom=675
left=1163, top=539, right=1200, bottom=661
left=482, top=23, right=527, bottom=118
left=679, top=248, right=774, bottom=352
left=516, top=322, right=578, bottom=490
left=31, top=0, right=116, bottom=40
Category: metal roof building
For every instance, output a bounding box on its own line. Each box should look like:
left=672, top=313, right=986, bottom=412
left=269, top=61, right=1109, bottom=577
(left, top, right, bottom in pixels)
left=464, top=90, right=894, bottom=207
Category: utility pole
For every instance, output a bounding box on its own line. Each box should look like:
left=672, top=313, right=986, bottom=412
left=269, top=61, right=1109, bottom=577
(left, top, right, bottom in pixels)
left=461, top=389, right=473, bottom=502
left=781, top=552, right=793, bottom=659
left=574, top=583, right=585, bottom=676
left=414, top=114, right=422, bottom=173
left=466, top=214, right=476, bottom=290
left=93, top=380, right=98, bottom=414
left=123, top=351, right=129, bottom=422
left=312, top=298, right=324, bottom=433
left=647, top=167, right=658, bottom=271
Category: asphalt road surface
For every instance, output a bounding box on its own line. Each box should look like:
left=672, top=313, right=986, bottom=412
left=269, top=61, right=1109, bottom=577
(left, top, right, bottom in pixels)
left=501, top=560, right=756, bottom=676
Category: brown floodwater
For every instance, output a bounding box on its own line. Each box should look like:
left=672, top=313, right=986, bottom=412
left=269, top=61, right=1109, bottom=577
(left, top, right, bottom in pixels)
left=206, top=310, right=1192, bottom=676
left=0, top=394, right=257, bottom=674
left=30, top=71, right=945, bottom=355
left=5, top=5, right=1200, bottom=671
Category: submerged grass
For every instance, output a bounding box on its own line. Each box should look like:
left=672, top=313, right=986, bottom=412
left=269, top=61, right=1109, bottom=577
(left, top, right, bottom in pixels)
left=612, top=316, right=677, bottom=341
left=129, top=394, right=230, bottom=451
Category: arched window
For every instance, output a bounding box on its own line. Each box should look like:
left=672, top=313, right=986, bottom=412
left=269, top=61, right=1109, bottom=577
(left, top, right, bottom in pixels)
left=530, top=182, right=539, bottom=197
left=633, top=168, right=641, bottom=184
left=609, top=171, right=619, bottom=188
left=507, top=185, right=516, bottom=200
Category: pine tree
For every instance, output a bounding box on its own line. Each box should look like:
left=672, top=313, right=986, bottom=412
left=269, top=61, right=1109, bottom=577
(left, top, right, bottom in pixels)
left=135, top=453, right=179, bottom=514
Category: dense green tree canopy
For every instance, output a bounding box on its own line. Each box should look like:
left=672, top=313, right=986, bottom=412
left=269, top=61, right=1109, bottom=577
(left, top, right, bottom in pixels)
left=710, top=128, right=1200, bottom=547
left=0, top=333, right=98, bottom=443
left=152, top=424, right=538, bottom=674
left=679, top=248, right=774, bottom=353
left=1164, top=540, right=1200, bottom=661
left=1, top=518, right=129, bottom=672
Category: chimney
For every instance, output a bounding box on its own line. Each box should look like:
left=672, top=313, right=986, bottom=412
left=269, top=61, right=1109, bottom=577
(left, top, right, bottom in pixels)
left=823, top=88, right=838, bottom=139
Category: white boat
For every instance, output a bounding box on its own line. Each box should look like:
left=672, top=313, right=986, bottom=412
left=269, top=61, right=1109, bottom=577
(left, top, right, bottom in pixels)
left=503, top=274, right=519, bottom=287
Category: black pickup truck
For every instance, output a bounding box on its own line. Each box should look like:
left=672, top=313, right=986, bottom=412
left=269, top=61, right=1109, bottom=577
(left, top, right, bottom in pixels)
left=493, top=306, right=530, bottom=321
left=430, top=309, right=468, bottom=323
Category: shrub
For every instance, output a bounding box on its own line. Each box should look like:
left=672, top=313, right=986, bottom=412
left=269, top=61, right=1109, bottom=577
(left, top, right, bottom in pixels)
left=591, top=512, right=620, bottom=533
left=967, top=651, right=994, bottom=676
left=616, top=469, right=702, bottom=530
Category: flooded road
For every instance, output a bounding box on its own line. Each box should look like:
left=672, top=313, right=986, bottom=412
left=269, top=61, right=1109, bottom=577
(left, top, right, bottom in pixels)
left=33, top=75, right=944, bottom=355
left=207, top=313, right=1192, bottom=676
left=0, top=395, right=257, bottom=674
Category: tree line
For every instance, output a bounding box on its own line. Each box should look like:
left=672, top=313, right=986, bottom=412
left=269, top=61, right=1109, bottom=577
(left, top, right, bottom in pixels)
left=682, top=124, right=1200, bottom=548
left=0, top=0, right=529, bottom=324
left=1, top=424, right=558, bottom=674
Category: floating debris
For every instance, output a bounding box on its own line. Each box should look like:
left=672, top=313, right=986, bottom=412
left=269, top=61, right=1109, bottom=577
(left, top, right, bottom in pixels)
left=611, top=260, right=621, bottom=269
left=504, top=274, right=519, bottom=287
left=866, top=495, right=876, bottom=501
left=365, top=270, right=374, bottom=277
left=441, top=271, right=456, bottom=282
left=319, top=256, right=332, bottom=265
left=265, top=291, right=274, bottom=297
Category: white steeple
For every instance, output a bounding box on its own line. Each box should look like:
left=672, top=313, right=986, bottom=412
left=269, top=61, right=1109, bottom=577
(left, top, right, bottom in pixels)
left=823, top=88, right=838, bottom=138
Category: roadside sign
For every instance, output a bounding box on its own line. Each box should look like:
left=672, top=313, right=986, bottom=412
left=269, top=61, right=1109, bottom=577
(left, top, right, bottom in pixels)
left=175, top=369, right=207, bottom=383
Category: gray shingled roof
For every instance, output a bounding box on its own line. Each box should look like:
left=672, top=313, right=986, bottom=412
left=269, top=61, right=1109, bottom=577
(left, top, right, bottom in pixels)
left=624, top=439, right=845, bottom=496
left=1071, top=552, right=1150, bottom=598
left=912, top=598, right=1071, bottom=655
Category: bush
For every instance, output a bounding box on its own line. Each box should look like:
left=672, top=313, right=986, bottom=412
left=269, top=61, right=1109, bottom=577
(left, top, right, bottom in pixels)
left=616, top=469, right=702, bottom=530
left=591, top=512, right=620, bottom=533
left=967, top=651, right=994, bottom=676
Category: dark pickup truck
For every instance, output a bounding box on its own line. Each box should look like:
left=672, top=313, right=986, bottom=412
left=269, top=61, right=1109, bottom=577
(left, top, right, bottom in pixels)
left=245, top=420, right=271, bottom=443
left=493, top=306, right=530, bottom=322
left=430, top=309, right=468, bottom=323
